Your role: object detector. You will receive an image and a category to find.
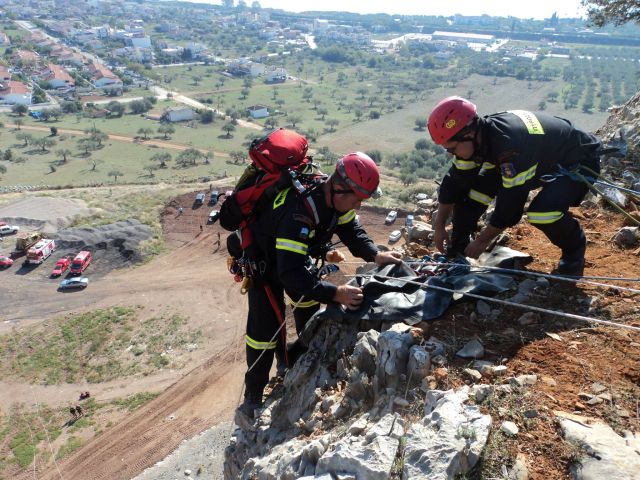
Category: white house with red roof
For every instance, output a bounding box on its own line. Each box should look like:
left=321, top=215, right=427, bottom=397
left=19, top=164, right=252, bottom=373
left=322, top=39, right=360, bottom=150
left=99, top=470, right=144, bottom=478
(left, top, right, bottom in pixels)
left=41, top=63, right=75, bottom=89
left=0, top=81, right=32, bottom=105
left=87, top=62, right=123, bottom=90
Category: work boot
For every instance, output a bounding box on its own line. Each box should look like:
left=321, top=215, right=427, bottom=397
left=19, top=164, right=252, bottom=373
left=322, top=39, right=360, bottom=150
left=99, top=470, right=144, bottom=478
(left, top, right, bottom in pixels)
left=556, top=244, right=586, bottom=277
left=556, top=257, right=585, bottom=277
left=234, top=393, right=262, bottom=430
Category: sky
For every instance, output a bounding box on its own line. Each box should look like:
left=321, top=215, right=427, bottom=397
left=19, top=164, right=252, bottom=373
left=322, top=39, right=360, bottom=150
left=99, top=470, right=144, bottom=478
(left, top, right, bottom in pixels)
left=181, top=0, right=588, bottom=20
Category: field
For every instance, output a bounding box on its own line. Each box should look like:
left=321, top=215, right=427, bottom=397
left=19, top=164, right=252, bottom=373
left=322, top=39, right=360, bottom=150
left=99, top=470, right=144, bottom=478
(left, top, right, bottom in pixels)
left=321, top=74, right=610, bottom=154
left=0, top=122, right=249, bottom=187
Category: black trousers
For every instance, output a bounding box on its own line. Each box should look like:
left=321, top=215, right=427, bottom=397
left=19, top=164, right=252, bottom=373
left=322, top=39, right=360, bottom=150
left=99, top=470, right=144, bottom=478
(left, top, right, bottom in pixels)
left=244, top=274, right=318, bottom=402
left=450, top=158, right=598, bottom=259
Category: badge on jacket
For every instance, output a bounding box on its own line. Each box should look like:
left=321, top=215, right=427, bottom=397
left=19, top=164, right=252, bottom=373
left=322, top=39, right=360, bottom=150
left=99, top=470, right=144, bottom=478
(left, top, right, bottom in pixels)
left=298, top=226, right=310, bottom=240
left=500, top=163, right=516, bottom=178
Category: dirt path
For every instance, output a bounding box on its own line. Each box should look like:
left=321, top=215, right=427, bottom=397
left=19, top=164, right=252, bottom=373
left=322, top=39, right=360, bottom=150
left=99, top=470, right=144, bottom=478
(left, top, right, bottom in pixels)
left=6, top=124, right=231, bottom=157
left=31, top=347, right=245, bottom=480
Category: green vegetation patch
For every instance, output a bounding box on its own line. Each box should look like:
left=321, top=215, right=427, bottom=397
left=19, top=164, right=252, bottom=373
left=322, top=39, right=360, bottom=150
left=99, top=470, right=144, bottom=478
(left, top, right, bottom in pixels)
left=111, top=391, right=160, bottom=411
left=0, top=307, right=202, bottom=384
left=55, top=436, right=83, bottom=460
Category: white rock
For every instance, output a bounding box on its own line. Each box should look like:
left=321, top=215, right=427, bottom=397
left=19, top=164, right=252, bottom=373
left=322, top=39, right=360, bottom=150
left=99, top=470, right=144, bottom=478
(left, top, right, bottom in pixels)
left=472, top=384, right=494, bottom=403
left=456, top=339, right=485, bottom=359
left=472, top=360, right=494, bottom=374
left=509, top=453, right=530, bottom=480
left=514, top=374, right=537, bottom=386
left=613, top=227, right=639, bottom=248
left=316, top=414, right=403, bottom=480
left=501, top=421, right=519, bottom=436
left=407, top=345, right=431, bottom=381
left=557, top=411, right=640, bottom=480
left=600, top=185, right=627, bottom=208
left=403, top=387, right=492, bottom=479
left=463, top=368, right=483, bottom=382
left=492, top=365, right=508, bottom=376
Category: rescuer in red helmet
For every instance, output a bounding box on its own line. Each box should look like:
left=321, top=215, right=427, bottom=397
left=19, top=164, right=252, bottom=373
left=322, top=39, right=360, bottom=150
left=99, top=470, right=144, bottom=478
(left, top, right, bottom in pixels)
left=427, top=96, right=601, bottom=276
left=236, top=146, right=401, bottom=429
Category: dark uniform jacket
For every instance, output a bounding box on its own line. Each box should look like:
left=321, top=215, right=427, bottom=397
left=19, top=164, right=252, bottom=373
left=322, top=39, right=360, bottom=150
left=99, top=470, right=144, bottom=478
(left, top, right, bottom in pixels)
left=439, top=110, right=600, bottom=228
left=250, top=183, right=378, bottom=303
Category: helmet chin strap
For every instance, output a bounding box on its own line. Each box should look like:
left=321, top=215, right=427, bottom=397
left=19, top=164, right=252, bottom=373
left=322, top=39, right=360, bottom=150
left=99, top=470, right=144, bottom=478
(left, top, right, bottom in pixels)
left=329, top=175, right=353, bottom=209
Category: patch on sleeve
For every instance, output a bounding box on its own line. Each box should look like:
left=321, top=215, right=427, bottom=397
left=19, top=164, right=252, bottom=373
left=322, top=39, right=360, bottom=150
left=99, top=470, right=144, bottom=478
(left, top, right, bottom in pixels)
left=298, top=226, right=310, bottom=240
left=500, top=162, right=517, bottom=178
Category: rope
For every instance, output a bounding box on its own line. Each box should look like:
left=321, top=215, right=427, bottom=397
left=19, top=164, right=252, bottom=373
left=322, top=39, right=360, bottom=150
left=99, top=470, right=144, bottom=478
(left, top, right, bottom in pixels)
left=344, top=272, right=640, bottom=333
left=338, top=259, right=640, bottom=288
left=580, top=164, right=640, bottom=199
left=31, top=389, right=64, bottom=480
left=574, top=170, right=640, bottom=227
left=404, top=260, right=640, bottom=294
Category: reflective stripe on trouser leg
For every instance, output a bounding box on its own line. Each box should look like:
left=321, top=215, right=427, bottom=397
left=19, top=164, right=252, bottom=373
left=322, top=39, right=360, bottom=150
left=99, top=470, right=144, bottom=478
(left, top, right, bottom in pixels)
left=526, top=176, right=588, bottom=260
left=244, top=279, right=285, bottom=399
left=287, top=294, right=320, bottom=335
left=526, top=211, right=564, bottom=225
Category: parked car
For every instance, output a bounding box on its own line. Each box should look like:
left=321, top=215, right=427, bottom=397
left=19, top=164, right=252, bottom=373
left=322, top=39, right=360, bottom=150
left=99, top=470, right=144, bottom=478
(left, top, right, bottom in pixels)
left=385, top=210, right=398, bottom=225
left=209, top=210, right=220, bottom=223
left=0, top=255, right=13, bottom=268
left=388, top=230, right=402, bottom=243
left=406, top=215, right=414, bottom=228
left=58, top=276, right=89, bottom=290
left=194, top=193, right=206, bottom=206
left=209, top=190, right=219, bottom=205
left=415, top=193, right=428, bottom=201
left=51, top=257, right=72, bottom=277
left=0, top=225, right=19, bottom=235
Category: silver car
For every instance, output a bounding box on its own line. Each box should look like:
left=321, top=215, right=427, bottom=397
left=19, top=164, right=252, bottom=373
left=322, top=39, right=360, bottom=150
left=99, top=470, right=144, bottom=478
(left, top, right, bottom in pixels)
left=58, top=276, right=89, bottom=290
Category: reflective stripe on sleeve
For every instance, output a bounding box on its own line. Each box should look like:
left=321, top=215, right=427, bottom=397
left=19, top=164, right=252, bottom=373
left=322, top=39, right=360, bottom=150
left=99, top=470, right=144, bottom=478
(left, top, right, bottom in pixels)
left=468, top=189, right=493, bottom=206
left=527, top=211, right=564, bottom=224
left=246, top=335, right=277, bottom=350
left=509, top=110, right=545, bottom=135
left=337, top=209, right=356, bottom=225
left=453, top=158, right=479, bottom=171
left=502, top=163, right=537, bottom=188
left=480, top=162, right=495, bottom=170
left=287, top=297, right=320, bottom=308
left=275, top=237, right=308, bottom=255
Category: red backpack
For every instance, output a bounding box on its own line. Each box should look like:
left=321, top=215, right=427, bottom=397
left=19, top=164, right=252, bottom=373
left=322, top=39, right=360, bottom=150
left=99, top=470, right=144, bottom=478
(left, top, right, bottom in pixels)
left=219, top=129, right=324, bottom=255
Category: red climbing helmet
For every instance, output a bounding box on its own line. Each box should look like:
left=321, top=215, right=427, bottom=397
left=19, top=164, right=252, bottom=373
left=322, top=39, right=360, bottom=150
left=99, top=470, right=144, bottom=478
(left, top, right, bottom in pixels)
left=427, top=96, right=478, bottom=145
left=335, top=152, right=381, bottom=199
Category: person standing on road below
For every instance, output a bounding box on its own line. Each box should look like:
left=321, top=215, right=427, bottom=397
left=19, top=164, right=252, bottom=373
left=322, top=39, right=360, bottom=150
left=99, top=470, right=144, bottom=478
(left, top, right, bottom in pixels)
left=427, top=96, right=601, bottom=276
left=237, top=149, right=402, bottom=424
left=178, top=207, right=183, bottom=216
